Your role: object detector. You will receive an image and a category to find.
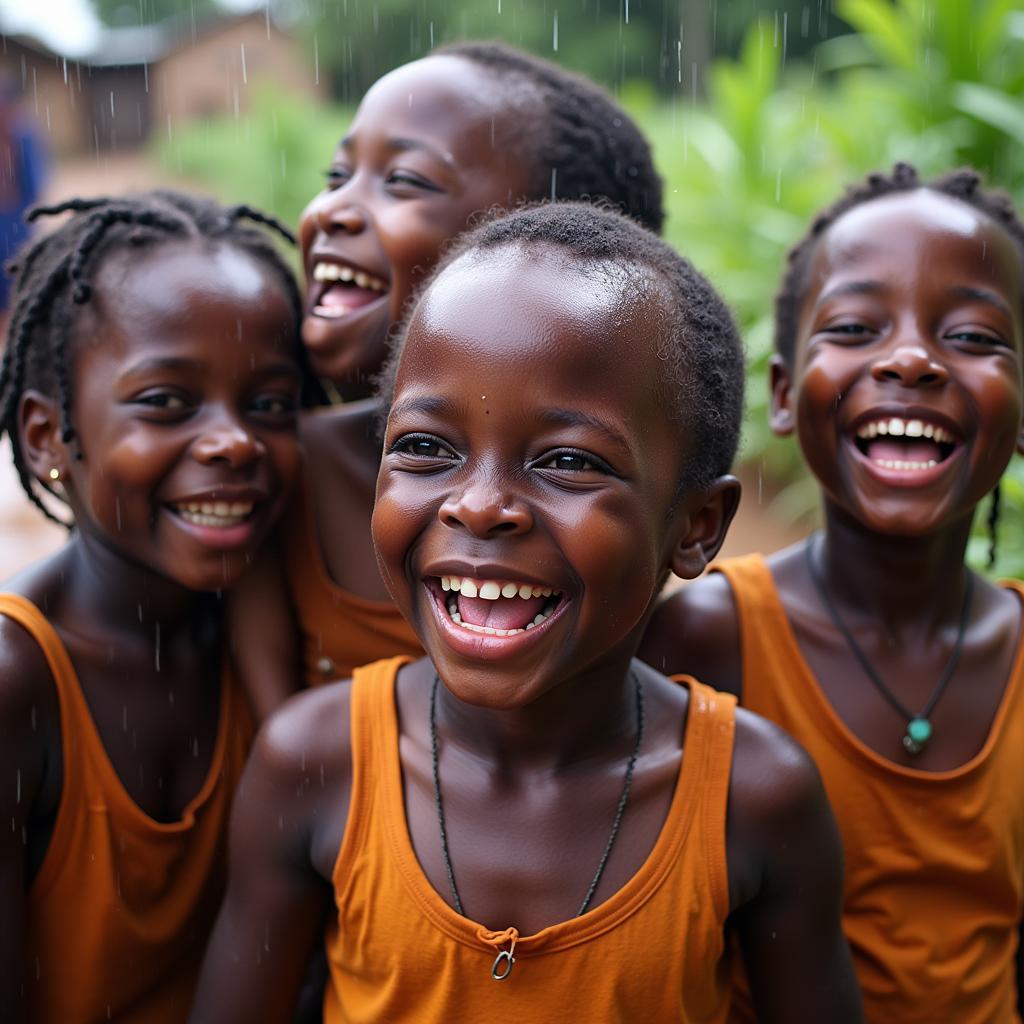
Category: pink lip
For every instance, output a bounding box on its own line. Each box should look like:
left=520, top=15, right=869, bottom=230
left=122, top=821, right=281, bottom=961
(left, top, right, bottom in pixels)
left=424, top=579, right=570, bottom=663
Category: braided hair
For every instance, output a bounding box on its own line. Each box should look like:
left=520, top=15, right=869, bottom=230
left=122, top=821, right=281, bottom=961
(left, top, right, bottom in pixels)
left=0, top=189, right=321, bottom=526
left=775, top=163, right=1024, bottom=569
left=437, top=42, right=664, bottom=234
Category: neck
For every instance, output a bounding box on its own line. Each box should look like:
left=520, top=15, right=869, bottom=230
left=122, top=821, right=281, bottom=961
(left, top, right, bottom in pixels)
left=817, top=501, right=974, bottom=633
left=55, top=534, right=220, bottom=648
left=434, top=655, right=642, bottom=774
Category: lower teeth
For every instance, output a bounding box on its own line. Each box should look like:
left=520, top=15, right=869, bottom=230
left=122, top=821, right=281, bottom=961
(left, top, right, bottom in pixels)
left=445, top=594, right=551, bottom=635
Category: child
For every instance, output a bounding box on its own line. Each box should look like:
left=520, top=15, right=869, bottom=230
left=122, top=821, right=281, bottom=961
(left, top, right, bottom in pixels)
left=0, top=190, right=310, bottom=1022
left=191, top=203, right=862, bottom=1023
left=231, top=41, right=666, bottom=719
left=641, top=163, right=1024, bottom=1022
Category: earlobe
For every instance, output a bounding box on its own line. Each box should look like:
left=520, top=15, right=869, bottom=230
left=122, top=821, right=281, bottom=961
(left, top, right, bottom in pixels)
left=669, top=475, right=742, bottom=581
left=19, top=390, right=68, bottom=487
left=769, top=355, right=796, bottom=437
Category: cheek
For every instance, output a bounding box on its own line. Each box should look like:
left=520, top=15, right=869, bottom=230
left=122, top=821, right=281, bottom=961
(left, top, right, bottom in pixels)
left=371, top=472, right=435, bottom=576
left=297, top=197, right=324, bottom=259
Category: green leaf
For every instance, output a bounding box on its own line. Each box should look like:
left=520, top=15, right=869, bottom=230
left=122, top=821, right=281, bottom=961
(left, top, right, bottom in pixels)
left=838, top=0, right=919, bottom=72
left=953, top=81, right=1024, bottom=141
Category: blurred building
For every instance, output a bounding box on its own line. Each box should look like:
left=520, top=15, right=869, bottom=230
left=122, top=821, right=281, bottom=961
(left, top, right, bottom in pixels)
left=0, top=10, right=322, bottom=155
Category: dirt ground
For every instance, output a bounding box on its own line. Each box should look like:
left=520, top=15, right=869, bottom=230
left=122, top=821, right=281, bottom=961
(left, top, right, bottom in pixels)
left=0, top=151, right=807, bottom=584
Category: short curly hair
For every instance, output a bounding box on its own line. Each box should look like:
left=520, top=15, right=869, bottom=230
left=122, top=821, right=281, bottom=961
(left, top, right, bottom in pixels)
left=775, top=162, right=1024, bottom=365
left=437, top=41, right=664, bottom=234
left=0, top=189, right=321, bottom=525
left=382, top=201, right=743, bottom=492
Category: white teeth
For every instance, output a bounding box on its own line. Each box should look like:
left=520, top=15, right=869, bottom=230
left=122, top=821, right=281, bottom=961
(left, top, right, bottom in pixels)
left=876, top=421, right=889, bottom=436
left=478, top=581, right=501, bottom=600
left=440, top=576, right=562, bottom=601
left=874, top=458, right=938, bottom=470
left=441, top=577, right=451, bottom=592
left=855, top=416, right=956, bottom=445
left=312, top=262, right=386, bottom=291
left=461, top=579, right=478, bottom=598
left=518, top=583, right=532, bottom=599
left=887, top=418, right=905, bottom=436
left=905, top=419, right=923, bottom=437
left=174, top=500, right=254, bottom=528
left=501, top=582, right=519, bottom=598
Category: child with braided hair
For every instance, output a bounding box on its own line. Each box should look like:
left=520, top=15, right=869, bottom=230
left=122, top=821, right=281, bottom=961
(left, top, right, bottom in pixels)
left=641, top=163, right=1024, bottom=1022
left=0, top=189, right=311, bottom=1022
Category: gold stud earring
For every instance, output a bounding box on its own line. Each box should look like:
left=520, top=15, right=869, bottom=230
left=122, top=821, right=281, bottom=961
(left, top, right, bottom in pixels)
left=48, top=467, right=61, bottom=482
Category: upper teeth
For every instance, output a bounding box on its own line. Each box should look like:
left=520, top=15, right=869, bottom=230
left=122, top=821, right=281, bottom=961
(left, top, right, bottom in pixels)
left=855, top=417, right=954, bottom=444
left=174, top=501, right=253, bottom=526
left=312, top=262, right=387, bottom=291
left=440, top=576, right=557, bottom=600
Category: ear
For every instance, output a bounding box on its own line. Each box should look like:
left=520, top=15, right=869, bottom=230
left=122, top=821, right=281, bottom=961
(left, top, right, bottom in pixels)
left=668, top=475, right=742, bottom=581
left=769, top=355, right=796, bottom=437
left=19, top=390, right=69, bottom=487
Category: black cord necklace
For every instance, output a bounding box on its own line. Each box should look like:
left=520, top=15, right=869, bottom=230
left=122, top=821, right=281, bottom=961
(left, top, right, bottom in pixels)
left=429, top=671, right=645, bottom=979
left=804, top=537, right=974, bottom=756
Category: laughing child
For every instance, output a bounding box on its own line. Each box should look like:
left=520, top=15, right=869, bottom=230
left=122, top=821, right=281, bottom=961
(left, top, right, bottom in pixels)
left=230, top=42, right=666, bottom=719
left=0, top=191, right=309, bottom=1021
left=642, top=164, right=1024, bottom=1022
left=191, top=203, right=862, bottom=1023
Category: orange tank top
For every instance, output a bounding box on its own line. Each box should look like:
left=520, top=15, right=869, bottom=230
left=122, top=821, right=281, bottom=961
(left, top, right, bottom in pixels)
left=2, top=594, right=252, bottom=1023
left=323, top=657, right=736, bottom=1023
left=716, top=555, right=1024, bottom=1024
left=284, top=491, right=422, bottom=686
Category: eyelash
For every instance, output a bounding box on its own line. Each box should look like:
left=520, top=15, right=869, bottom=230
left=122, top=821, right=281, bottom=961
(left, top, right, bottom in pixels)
left=535, top=448, right=613, bottom=474
left=390, top=433, right=458, bottom=460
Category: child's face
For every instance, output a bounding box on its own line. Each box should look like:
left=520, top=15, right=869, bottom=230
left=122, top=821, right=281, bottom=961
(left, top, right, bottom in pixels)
left=53, top=240, right=303, bottom=592
left=298, top=56, right=534, bottom=394
left=373, top=246, right=709, bottom=708
left=775, top=189, right=1024, bottom=536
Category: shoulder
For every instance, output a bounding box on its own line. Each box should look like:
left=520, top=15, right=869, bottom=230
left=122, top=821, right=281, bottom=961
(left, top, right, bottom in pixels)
left=639, top=572, right=741, bottom=693
left=726, top=707, right=834, bottom=902
left=246, top=680, right=355, bottom=876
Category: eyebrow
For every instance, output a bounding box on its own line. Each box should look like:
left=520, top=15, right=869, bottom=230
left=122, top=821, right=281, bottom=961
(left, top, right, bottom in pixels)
left=339, top=134, right=456, bottom=172
left=541, top=408, right=633, bottom=455
left=388, top=394, right=460, bottom=420
left=120, top=356, right=300, bottom=380
left=948, top=285, right=1014, bottom=319
left=816, top=280, right=886, bottom=304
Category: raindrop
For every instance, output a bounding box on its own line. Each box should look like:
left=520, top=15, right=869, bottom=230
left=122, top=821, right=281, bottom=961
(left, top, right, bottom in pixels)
left=552, top=11, right=559, bottom=51
left=115, top=497, right=121, bottom=531
left=550, top=167, right=557, bottom=199
left=240, top=44, right=248, bottom=85
left=155, top=622, right=161, bottom=673
left=313, top=36, right=320, bottom=86
left=16, top=769, right=21, bottom=804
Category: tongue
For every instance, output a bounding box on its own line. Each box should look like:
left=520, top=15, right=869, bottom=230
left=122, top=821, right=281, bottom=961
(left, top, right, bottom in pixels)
left=867, top=438, right=942, bottom=463
left=319, top=282, right=384, bottom=312
left=458, top=593, right=547, bottom=630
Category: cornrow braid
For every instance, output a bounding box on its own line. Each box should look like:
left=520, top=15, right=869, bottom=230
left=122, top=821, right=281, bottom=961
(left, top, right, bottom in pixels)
left=774, top=162, right=1024, bottom=364
left=0, top=189, right=322, bottom=527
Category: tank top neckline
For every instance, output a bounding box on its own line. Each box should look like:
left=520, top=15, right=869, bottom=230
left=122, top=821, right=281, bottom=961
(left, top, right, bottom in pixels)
left=724, top=557, right=1024, bottom=783
left=0, top=592, right=232, bottom=836
left=353, top=661, right=728, bottom=958
left=294, top=481, right=411, bottom=614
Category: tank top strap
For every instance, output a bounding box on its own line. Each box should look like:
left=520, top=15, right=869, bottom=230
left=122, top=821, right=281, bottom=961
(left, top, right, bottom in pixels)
left=675, top=676, right=736, bottom=922
left=333, top=656, right=414, bottom=888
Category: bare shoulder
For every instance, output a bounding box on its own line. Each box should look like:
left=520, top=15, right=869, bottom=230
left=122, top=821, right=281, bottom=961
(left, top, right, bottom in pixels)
left=638, top=572, right=741, bottom=694
left=246, top=680, right=355, bottom=878
left=300, top=400, right=380, bottom=466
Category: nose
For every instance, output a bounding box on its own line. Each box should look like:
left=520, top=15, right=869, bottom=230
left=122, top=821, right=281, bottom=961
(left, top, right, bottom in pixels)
left=871, top=341, right=949, bottom=389
left=439, top=481, right=533, bottom=539
left=316, top=186, right=368, bottom=236
left=192, top=411, right=264, bottom=468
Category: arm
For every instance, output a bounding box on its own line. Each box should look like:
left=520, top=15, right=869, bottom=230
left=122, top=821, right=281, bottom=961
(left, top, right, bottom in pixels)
left=638, top=573, right=742, bottom=697
left=189, top=685, right=353, bottom=1023
left=227, top=535, right=302, bottom=724
left=727, top=711, right=863, bottom=1024
left=0, top=623, right=54, bottom=1022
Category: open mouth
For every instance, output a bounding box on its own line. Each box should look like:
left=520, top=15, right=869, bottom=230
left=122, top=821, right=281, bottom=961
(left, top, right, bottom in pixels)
left=852, top=416, right=960, bottom=471
left=310, top=260, right=388, bottom=319
left=171, top=500, right=255, bottom=528
left=437, top=575, right=564, bottom=636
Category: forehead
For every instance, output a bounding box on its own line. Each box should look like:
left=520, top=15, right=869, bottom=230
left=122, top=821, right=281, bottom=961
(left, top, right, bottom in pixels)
left=397, top=244, right=668, bottom=408
left=810, top=189, right=1023, bottom=292
left=351, top=56, right=531, bottom=163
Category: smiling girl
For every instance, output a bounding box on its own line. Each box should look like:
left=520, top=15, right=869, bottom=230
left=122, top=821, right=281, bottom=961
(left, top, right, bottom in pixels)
left=642, top=164, right=1024, bottom=1022
left=0, top=191, right=309, bottom=1022
left=231, top=42, right=665, bottom=719
left=191, top=203, right=861, bottom=1024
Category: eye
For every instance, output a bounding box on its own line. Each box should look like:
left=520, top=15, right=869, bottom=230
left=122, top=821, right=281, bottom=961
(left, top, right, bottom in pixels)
left=251, top=393, right=298, bottom=416
left=946, top=327, right=1009, bottom=350
left=135, top=390, right=189, bottom=412
left=386, top=169, right=441, bottom=194
left=817, top=321, right=874, bottom=342
left=535, top=448, right=614, bottom=475
left=324, top=166, right=352, bottom=189
left=389, top=433, right=459, bottom=462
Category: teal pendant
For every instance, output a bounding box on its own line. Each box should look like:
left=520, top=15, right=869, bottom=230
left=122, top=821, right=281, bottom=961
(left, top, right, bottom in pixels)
left=902, top=717, right=932, bottom=755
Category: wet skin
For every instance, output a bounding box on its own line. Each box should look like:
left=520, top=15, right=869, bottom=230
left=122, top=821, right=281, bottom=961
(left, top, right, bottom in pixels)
left=642, top=188, right=1024, bottom=771
left=0, top=240, right=303, bottom=1015
left=298, top=54, right=536, bottom=602
left=190, top=246, right=861, bottom=1024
